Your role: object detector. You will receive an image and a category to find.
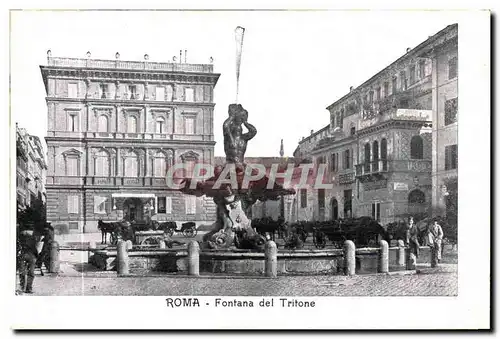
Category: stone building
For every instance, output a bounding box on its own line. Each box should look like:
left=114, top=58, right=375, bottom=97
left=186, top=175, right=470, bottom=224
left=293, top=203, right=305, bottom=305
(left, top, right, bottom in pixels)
left=41, top=52, right=220, bottom=233
left=293, top=24, right=457, bottom=225
left=16, top=123, right=48, bottom=210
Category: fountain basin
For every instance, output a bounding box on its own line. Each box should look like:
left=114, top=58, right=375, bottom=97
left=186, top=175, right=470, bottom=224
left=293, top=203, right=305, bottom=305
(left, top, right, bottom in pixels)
left=89, top=246, right=432, bottom=275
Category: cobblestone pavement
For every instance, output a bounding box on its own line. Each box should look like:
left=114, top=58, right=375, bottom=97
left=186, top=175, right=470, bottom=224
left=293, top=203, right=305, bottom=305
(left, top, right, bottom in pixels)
left=18, top=263, right=457, bottom=297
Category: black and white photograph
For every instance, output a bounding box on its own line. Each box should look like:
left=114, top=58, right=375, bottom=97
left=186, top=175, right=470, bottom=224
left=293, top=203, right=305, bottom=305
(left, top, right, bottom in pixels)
left=6, top=6, right=490, bottom=330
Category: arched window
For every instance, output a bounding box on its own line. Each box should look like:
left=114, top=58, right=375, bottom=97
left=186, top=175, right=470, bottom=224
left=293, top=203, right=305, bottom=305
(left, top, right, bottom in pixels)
left=95, top=150, right=110, bottom=177
left=124, top=151, right=139, bottom=177
left=372, top=141, right=379, bottom=171
left=410, top=135, right=424, bottom=159
left=408, top=189, right=426, bottom=204
left=350, top=126, right=356, bottom=136
left=331, top=198, right=338, bottom=220
left=156, top=117, right=165, bottom=134
left=364, top=143, right=371, bottom=172
left=98, top=115, right=108, bottom=133
left=127, top=116, right=138, bottom=133
left=153, top=152, right=167, bottom=177
left=381, top=138, right=388, bottom=170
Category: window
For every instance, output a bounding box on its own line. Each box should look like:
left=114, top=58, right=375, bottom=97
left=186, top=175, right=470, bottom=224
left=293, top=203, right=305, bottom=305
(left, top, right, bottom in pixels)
left=318, top=189, right=325, bottom=209
left=100, top=84, right=108, bottom=99
left=185, top=88, right=194, bottom=102
left=408, top=189, right=426, bottom=204
left=166, top=197, right=172, bottom=214
left=156, top=117, right=165, bottom=134
left=127, top=116, right=138, bottom=133
left=344, top=190, right=352, bottom=218
left=448, top=57, right=458, bottom=79
left=350, top=126, right=356, bottom=136
left=68, top=83, right=78, bottom=98
left=409, top=65, right=416, bottom=84
left=128, top=85, right=137, bottom=99
left=155, top=86, right=165, bottom=101
left=410, top=135, right=424, bottom=159
left=184, top=160, right=195, bottom=178
left=399, top=99, right=409, bottom=109
left=67, top=195, right=79, bottom=214
left=371, top=202, right=381, bottom=221
left=157, top=197, right=167, bottom=213
left=185, top=117, right=195, bottom=134
left=445, top=144, right=458, bottom=170
left=400, top=71, right=407, bottom=91
left=392, top=77, right=397, bottom=94
left=69, top=222, right=79, bottom=230
left=343, top=149, right=351, bottom=169
left=95, top=151, right=110, bottom=177
left=381, top=138, right=388, bottom=171
left=166, top=85, right=174, bottom=101
left=419, top=60, right=426, bottom=78
left=339, top=110, right=344, bottom=128
left=376, top=87, right=381, bottom=101
left=98, top=115, right=108, bottom=133
left=94, top=196, right=108, bottom=214
left=185, top=196, right=196, bottom=214
left=124, top=152, right=139, bottom=177
left=383, top=82, right=389, bottom=98
left=68, top=114, right=78, bottom=132
left=154, top=153, right=167, bottom=177
left=372, top=141, right=379, bottom=171
left=445, top=98, right=458, bottom=125
left=364, top=143, right=371, bottom=172
left=330, top=153, right=337, bottom=172
left=300, top=189, right=307, bottom=208
left=66, top=157, right=78, bottom=176
left=369, top=91, right=374, bottom=103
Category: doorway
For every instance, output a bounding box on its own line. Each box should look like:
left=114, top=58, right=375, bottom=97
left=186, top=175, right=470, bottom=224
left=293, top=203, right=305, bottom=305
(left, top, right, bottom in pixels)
left=123, top=198, right=144, bottom=222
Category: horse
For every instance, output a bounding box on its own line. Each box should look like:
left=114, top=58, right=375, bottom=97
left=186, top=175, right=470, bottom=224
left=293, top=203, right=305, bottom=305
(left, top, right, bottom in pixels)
left=252, top=217, right=284, bottom=242
left=97, top=220, right=122, bottom=244
left=339, top=217, right=391, bottom=247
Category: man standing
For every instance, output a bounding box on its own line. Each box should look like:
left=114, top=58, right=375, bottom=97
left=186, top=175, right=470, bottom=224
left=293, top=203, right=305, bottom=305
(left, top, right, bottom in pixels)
left=406, top=217, right=420, bottom=270
left=428, top=220, right=444, bottom=264
left=17, top=225, right=39, bottom=294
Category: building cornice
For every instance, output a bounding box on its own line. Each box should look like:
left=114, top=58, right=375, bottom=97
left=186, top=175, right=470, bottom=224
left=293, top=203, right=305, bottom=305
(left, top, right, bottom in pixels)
left=44, top=136, right=216, bottom=147
left=356, top=120, right=432, bottom=137
left=45, top=97, right=216, bottom=108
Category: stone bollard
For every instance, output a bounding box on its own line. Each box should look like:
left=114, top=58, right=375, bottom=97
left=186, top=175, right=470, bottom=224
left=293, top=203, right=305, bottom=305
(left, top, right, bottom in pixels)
left=264, top=240, right=278, bottom=278
left=406, top=247, right=417, bottom=270
left=159, top=240, right=166, bottom=249
left=343, top=240, right=356, bottom=276
left=378, top=240, right=389, bottom=273
left=117, top=240, right=129, bottom=276
left=126, top=240, right=133, bottom=251
left=188, top=241, right=200, bottom=276
left=431, top=245, right=439, bottom=268
left=397, top=240, right=405, bottom=266
left=88, top=240, right=96, bottom=263
left=49, top=241, right=60, bottom=274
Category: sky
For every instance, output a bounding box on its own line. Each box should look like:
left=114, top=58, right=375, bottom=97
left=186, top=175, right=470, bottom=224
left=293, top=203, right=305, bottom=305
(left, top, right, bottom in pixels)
left=11, top=10, right=461, bottom=157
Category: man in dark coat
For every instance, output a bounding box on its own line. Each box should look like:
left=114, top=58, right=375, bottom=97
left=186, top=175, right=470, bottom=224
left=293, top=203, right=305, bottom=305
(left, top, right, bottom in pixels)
left=18, top=225, right=39, bottom=293
left=36, top=224, right=54, bottom=276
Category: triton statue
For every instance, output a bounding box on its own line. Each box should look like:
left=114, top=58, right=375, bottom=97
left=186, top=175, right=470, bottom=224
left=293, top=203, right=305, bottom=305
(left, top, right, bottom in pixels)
left=223, top=104, right=257, bottom=165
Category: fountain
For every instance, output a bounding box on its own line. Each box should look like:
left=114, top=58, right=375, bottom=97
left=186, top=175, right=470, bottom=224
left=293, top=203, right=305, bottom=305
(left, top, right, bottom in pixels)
left=180, top=103, right=295, bottom=251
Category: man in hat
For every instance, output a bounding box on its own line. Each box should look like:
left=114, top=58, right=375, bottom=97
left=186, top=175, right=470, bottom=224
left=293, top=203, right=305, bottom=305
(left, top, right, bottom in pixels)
left=17, top=224, right=39, bottom=294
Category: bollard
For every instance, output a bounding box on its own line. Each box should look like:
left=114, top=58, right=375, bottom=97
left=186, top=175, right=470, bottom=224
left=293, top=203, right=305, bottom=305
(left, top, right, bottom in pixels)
left=117, top=240, right=129, bottom=276
left=88, top=240, right=96, bottom=263
left=188, top=241, right=200, bottom=276
left=126, top=240, right=133, bottom=251
left=49, top=241, right=60, bottom=274
left=431, top=245, right=439, bottom=268
left=406, top=248, right=416, bottom=270
left=378, top=240, right=389, bottom=273
left=264, top=240, right=278, bottom=278
left=343, top=240, right=356, bottom=276
left=397, top=240, right=405, bottom=266
left=159, top=240, right=166, bottom=249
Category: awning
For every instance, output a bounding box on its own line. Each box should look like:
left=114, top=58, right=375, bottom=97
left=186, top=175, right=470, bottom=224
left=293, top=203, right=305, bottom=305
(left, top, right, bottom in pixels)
left=111, top=193, right=156, bottom=198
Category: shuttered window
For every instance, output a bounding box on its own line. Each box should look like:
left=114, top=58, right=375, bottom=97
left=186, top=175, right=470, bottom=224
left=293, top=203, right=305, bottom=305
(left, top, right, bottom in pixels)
left=67, top=195, right=79, bottom=214
left=185, top=196, right=196, bottom=214
left=94, top=196, right=107, bottom=214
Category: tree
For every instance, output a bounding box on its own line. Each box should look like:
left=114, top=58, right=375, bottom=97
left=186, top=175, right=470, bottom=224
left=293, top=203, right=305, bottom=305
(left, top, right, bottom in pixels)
left=17, top=194, right=47, bottom=233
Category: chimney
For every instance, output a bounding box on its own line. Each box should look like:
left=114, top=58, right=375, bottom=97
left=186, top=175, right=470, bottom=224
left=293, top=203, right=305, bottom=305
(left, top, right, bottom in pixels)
left=310, top=129, right=314, bottom=135
left=179, top=50, right=182, bottom=63
left=185, top=50, right=187, bottom=63
left=350, top=86, right=353, bottom=92
left=406, top=47, right=411, bottom=53
left=280, top=139, right=284, bottom=157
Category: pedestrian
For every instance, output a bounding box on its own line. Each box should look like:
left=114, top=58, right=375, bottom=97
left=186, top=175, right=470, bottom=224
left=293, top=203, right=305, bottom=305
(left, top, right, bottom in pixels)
left=36, top=224, right=54, bottom=276
left=406, top=216, right=420, bottom=270
left=17, top=225, right=39, bottom=294
left=428, top=220, right=444, bottom=263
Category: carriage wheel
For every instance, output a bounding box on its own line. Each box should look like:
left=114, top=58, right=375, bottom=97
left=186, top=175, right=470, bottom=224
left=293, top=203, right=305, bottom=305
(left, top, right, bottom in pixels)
left=166, top=228, right=175, bottom=237
left=183, top=227, right=197, bottom=238
left=299, top=229, right=308, bottom=243
left=313, top=231, right=326, bottom=249
left=141, top=237, right=160, bottom=246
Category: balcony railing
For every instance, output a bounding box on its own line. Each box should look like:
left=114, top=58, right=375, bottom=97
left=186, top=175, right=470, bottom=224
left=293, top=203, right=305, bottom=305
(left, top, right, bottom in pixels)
left=355, top=159, right=431, bottom=177
left=358, top=108, right=432, bottom=131
left=48, top=57, right=214, bottom=73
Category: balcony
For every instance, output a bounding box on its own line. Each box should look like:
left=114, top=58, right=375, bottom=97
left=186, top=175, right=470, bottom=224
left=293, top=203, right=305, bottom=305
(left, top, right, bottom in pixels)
left=355, top=159, right=431, bottom=180
left=337, top=170, right=355, bottom=185
left=48, top=57, right=214, bottom=73
left=358, top=108, right=432, bottom=131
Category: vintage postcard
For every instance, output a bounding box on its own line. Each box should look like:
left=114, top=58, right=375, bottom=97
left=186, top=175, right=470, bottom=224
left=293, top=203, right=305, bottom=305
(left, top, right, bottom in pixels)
left=6, top=7, right=491, bottom=330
